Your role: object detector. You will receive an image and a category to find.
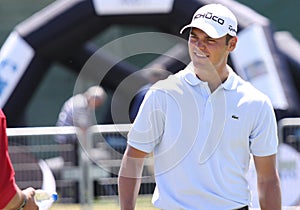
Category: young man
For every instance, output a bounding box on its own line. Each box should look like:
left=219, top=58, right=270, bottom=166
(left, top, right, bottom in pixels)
left=0, top=109, right=38, bottom=210
left=118, top=4, right=281, bottom=210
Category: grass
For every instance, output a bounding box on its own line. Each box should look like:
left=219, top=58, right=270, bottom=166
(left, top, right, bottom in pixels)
left=50, top=195, right=159, bottom=210
left=50, top=195, right=300, bottom=210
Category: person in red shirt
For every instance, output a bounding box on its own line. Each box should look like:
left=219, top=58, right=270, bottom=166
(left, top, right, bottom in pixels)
left=0, top=109, right=38, bottom=210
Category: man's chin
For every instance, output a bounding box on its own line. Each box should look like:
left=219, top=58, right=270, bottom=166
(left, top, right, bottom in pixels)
left=192, top=60, right=211, bottom=70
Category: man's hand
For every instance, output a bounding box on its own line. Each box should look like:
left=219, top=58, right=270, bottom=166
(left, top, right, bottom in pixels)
left=22, top=187, right=39, bottom=210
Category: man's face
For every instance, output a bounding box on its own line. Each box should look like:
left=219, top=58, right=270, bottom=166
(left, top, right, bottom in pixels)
left=88, top=97, right=103, bottom=109
left=188, top=28, right=236, bottom=73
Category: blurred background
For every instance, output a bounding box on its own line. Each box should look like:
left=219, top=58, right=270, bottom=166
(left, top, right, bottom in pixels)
left=1, top=0, right=300, bottom=208
left=1, top=0, right=300, bottom=127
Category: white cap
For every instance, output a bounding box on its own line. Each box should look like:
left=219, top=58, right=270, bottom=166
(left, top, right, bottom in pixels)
left=180, top=4, right=238, bottom=38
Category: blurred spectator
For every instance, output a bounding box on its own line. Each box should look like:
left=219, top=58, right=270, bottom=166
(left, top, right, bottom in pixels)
left=0, top=109, right=38, bottom=210
left=55, top=85, right=107, bottom=144
left=54, top=86, right=107, bottom=202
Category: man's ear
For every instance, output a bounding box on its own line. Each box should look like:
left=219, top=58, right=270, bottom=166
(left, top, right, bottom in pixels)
left=228, top=36, right=238, bottom=52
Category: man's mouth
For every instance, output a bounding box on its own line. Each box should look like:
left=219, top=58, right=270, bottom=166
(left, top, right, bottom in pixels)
left=194, top=50, right=208, bottom=58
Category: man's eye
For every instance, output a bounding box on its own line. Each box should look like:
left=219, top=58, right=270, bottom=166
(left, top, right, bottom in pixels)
left=190, top=36, right=198, bottom=41
left=207, top=38, right=216, bottom=43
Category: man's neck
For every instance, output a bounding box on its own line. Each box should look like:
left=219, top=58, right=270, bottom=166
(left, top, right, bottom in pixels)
left=195, top=65, right=229, bottom=93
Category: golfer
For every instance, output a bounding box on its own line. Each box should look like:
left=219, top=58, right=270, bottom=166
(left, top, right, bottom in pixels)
left=118, top=3, right=281, bottom=210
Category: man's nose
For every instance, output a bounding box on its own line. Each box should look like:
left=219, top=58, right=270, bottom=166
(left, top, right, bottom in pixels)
left=195, top=40, right=206, bottom=50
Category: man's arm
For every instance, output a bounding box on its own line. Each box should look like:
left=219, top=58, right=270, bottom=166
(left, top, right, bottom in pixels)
left=253, top=154, right=281, bottom=210
left=118, top=145, right=148, bottom=210
left=4, top=187, right=38, bottom=210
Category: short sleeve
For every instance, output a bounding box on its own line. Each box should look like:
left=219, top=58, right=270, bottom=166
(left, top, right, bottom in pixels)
left=249, top=98, right=278, bottom=156
left=127, top=89, right=166, bottom=153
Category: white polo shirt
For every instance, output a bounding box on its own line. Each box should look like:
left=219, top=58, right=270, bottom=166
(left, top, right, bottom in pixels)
left=128, top=63, right=278, bottom=210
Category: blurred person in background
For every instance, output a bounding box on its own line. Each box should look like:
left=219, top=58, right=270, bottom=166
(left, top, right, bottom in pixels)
left=54, top=85, right=107, bottom=202
left=0, top=109, right=39, bottom=210
left=55, top=85, right=107, bottom=144
left=55, top=85, right=107, bottom=167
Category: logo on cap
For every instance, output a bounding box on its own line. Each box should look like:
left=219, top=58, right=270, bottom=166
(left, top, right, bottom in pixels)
left=194, top=12, right=225, bottom=26
left=229, top=25, right=237, bottom=33
left=179, top=4, right=238, bottom=37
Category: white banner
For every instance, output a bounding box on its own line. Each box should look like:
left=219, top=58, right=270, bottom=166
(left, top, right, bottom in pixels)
left=0, top=32, right=34, bottom=108
left=231, top=24, right=288, bottom=110
left=92, top=0, right=174, bottom=15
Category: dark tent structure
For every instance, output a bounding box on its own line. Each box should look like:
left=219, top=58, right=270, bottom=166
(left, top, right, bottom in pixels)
left=0, top=0, right=299, bottom=126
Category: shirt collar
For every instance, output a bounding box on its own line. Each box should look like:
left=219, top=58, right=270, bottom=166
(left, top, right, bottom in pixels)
left=183, top=63, right=207, bottom=86
left=183, top=63, right=239, bottom=90
left=221, top=66, right=239, bottom=90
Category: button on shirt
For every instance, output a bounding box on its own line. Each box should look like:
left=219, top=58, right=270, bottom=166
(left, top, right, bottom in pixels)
left=128, top=63, right=278, bottom=210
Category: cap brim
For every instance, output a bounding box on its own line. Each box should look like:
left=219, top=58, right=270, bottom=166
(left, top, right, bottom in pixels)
left=180, top=24, right=192, bottom=34
left=180, top=22, right=228, bottom=39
